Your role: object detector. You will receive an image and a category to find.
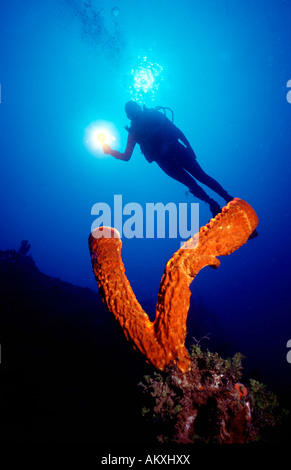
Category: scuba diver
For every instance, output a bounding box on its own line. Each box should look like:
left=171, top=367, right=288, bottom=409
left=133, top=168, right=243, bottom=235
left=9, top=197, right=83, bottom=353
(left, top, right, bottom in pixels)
left=102, top=101, right=234, bottom=217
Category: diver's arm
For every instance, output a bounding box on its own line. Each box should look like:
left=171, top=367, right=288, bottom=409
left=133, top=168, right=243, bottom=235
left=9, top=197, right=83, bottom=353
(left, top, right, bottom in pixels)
left=103, top=133, right=136, bottom=161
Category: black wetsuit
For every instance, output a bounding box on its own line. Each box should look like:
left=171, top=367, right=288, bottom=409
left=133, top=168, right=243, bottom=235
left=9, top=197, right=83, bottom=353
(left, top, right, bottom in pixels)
left=128, top=109, right=232, bottom=207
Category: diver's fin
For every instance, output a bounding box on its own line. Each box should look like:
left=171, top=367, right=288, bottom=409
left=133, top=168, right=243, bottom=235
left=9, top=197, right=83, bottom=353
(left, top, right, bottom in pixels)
left=248, top=229, right=258, bottom=240
left=209, top=201, right=222, bottom=218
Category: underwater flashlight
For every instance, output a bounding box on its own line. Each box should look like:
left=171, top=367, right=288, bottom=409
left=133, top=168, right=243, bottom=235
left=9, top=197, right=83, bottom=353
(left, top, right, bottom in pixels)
left=84, top=120, right=119, bottom=157
left=91, top=129, right=113, bottom=148
left=97, top=132, right=106, bottom=144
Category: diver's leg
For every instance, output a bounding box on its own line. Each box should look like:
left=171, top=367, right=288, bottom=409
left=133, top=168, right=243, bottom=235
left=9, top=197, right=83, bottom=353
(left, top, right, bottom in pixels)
left=157, top=159, right=221, bottom=217
left=180, top=151, right=233, bottom=203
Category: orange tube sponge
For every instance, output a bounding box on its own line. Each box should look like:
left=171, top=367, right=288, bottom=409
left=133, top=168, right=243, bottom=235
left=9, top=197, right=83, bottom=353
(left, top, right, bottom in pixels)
left=88, top=198, right=258, bottom=372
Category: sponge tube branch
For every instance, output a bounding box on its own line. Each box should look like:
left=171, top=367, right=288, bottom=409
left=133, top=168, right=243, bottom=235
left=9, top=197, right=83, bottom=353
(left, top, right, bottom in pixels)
left=154, top=198, right=258, bottom=370
left=88, top=226, right=168, bottom=370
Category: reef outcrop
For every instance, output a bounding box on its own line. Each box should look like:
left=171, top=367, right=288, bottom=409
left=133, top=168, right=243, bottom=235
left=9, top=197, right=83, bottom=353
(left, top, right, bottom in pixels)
left=88, top=198, right=258, bottom=373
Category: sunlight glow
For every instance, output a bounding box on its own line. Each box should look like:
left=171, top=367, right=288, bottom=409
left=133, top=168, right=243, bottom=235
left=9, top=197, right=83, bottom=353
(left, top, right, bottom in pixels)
left=128, top=55, right=164, bottom=103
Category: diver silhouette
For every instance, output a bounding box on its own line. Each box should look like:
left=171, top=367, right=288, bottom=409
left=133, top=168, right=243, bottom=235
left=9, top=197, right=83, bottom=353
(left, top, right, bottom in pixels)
left=103, top=101, right=233, bottom=217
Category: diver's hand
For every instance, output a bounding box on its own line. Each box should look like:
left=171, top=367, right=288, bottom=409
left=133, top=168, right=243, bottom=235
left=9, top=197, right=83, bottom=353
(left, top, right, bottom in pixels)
left=102, top=143, right=112, bottom=155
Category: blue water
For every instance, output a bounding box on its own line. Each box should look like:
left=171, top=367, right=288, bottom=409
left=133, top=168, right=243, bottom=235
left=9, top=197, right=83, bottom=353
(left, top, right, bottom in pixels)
left=1, top=0, right=291, bottom=401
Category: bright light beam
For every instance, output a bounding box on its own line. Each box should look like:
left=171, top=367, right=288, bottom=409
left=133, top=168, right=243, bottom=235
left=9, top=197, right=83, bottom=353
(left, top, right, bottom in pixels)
left=84, top=120, right=119, bottom=158
left=97, top=132, right=106, bottom=144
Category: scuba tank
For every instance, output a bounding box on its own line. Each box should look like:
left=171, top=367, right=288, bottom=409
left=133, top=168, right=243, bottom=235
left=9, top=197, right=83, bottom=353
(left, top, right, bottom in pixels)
left=153, top=105, right=174, bottom=123
left=124, top=104, right=176, bottom=163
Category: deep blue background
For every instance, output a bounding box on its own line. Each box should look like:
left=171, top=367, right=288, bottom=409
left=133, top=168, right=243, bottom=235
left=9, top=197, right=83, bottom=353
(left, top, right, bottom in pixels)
left=1, top=0, right=291, bottom=404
